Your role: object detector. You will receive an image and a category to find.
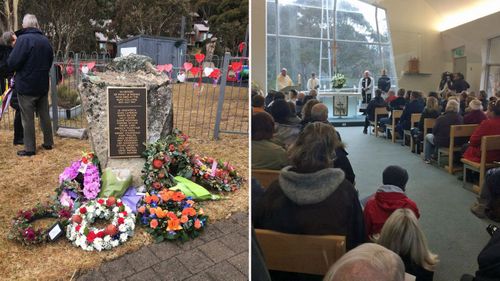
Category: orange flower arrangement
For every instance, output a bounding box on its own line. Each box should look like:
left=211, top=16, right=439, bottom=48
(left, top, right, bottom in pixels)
left=138, top=188, right=208, bottom=242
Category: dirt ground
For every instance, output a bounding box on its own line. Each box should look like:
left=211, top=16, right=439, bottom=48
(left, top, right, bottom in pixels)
left=0, top=129, right=248, bottom=281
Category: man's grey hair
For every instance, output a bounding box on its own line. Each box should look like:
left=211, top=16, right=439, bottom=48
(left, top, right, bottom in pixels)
left=311, top=103, right=328, bottom=122
left=22, top=14, right=39, bottom=29
left=323, top=243, right=405, bottom=281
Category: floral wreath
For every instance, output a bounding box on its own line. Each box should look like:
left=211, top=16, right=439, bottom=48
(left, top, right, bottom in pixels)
left=137, top=189, right=207, bottom=242
left=8, top=203, right=72, bottom=245
left=191, top=155, right=243, bottom=192
left=56, top=152, right=101, bottom=209
left=66, top=197, right=135, bottom=251
left=142, top=129, right=193, bottom=192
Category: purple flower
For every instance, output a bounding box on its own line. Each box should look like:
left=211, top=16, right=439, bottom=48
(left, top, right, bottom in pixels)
left=59, top=161, right=80, bottom=183
left=59, top=191, right=74, bottom=208
left=82, top=164, right=100, bottom=199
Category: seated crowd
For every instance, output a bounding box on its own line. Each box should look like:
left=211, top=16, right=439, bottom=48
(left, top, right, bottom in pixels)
left=251, top=84, right=500, bottom=281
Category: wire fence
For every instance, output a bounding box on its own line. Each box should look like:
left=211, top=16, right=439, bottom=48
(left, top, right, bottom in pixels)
left=0, top=51, right=248, bottom=140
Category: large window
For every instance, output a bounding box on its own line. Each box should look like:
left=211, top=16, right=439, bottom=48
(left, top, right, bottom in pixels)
left=486, top=36, right=500, bottom=96
left=267, top=0, right=397, bottom=90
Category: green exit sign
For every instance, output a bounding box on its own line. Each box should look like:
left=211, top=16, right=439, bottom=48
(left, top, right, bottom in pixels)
left=453, top=47, right=465, bottom=58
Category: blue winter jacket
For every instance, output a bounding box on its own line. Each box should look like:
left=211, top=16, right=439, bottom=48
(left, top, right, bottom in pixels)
left=7, top=27, right=53, bottom=96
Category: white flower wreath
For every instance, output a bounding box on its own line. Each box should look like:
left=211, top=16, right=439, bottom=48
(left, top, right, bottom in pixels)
left=66, top=197, right=135, bottom=251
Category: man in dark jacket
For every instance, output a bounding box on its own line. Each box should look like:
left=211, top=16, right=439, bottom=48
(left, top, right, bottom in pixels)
left=377, top=69, right=391, bottom=94
left=450, top=72, right=470, bottom=93
left=423, top=100, right=463, bottom=163
left=396, top=91, right=424, bottom=137
left=8, top=14, right=54, bottom=156
left=363, top=89, right=387, bottom=134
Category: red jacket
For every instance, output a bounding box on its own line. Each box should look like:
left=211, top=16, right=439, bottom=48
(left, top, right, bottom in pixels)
left=463, top=117, right=500, bottom=163
left=364, top=185, right=420, bottom=238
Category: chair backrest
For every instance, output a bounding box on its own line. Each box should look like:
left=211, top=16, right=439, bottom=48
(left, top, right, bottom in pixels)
left=391, top=110, right=403, bottom=127
left=252, top=169, right=280, bottom=189
left=374, top=107, right=389, bottom=123
left=423, top=118, right=436, bottom=134
left=255, top=229, right=346, bottom=276
left=410, top=113, right=421, bottom=127
left=449, top=124, right=478, bottom=149
left=481, top=135, right=500, bottom=165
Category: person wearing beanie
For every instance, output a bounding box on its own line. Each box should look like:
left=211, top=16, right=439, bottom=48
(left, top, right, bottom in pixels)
left=363, top=165, right=420, bottom=239
left=464, top=99, right=487, bottom=125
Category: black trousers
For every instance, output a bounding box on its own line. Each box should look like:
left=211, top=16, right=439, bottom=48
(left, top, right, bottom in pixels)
left=362, top=91, right=372, bottom=104
left=13, top=109, right=23, bottom=143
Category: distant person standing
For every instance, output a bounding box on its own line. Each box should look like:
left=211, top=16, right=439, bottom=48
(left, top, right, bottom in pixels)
left=377, top=69, right=391, bottom=94
left=8, top=14, right=54, bottom=156
left=1, top=31, right=23, bottom=146
left=450, top=72, right=470, bottom=93
left=306, top=72, right=320, bottom=91
left=359, top=70, right=374, bottom=103
left=276, top=67, right=293, bottom=91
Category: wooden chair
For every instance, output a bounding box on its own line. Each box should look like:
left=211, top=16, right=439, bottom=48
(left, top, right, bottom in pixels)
left=461, top=135, right=500, bottom=194
left=255, top=229, right=346, bottom=276
left=437, top=124, right=477, bottom=173
left=420, top=118, right=436, bottom=157
left=369, top=107, right=388, bottom=137
left=386, top=109, right=403, bottom=143
left=252, top=169, right=280, bottom=189
left=403, top=113, right=421, bottom=149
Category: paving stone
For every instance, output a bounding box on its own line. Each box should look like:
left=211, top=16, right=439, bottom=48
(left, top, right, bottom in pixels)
left=198, top=224, right=224, bottom=242
left=228, top=252, right=249, bottom=277
left=213, top=218, right=242, bottom=235
left=203, top=261, right=247, bottom=281
left=152, top=257, right=191, bottom=281
left=176, top=237, right=205, bottom=251
left=177, top=249, right=215, bottom=274
left=126, top=268, right=161, bottom=281
left=239, top=228, right=249, bottom=239
left=125, top=246, right=159, bottom=272
left=198, top=239, right=237, bottom=263
left=99, top=256, right=136, bottom=281
left=230, top=212, right=249, bottom=227
left=77, top=269, right=106, bottom=281
left=219, top=232, right=248, bottom=254
left=182, top=273, right=212, bottom=281
left=148, top=241, right=183, bottom=261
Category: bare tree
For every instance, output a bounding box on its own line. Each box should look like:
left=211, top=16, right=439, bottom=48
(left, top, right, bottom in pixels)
left=0, top=0, right=19, bottom=32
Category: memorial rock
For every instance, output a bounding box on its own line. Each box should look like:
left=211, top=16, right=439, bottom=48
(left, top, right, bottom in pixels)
left=78, top=54, right=173, bottom=185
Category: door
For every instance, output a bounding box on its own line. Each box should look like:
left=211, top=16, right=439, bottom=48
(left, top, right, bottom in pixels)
left=453, top=56, right=467, bottom=79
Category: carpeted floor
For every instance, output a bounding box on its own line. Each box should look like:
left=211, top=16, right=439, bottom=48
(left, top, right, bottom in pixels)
left=337, top=126, right=492, bottom=281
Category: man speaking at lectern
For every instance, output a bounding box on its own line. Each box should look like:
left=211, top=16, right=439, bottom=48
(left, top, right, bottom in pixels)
left=276, top=68, right=293, bottom=91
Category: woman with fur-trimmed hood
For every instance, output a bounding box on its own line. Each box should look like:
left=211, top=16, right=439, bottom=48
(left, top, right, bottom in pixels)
left=253, top=122, right=365, bottom=279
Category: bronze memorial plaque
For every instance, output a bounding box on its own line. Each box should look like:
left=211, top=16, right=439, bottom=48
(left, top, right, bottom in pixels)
left=108, top=87, right=147, bottom=158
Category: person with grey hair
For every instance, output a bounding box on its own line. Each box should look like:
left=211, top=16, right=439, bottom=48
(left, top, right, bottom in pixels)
left=423, top=99, right=463, bottom=164
left=8, top=14, right=54, bottom=156
left=323, top=243, right=406, bottom=281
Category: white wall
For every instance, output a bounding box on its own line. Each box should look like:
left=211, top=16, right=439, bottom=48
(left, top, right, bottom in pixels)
left=377, top=0, right=444, bottom=94
left=441, top=12, right=500, bottom=94
left=251, top=0, right=267, bottom=94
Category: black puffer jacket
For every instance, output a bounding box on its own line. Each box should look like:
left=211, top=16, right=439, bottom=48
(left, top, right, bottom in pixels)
left=7, top=27, right=53, bottom=96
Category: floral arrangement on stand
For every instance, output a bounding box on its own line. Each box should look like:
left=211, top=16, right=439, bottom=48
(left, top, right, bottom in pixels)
left=191, top=155, right=243, bottom=192
left=142, top=129, right=193, bottom=192
left=137, top=189, right=207, bottom=242
left=8, top=203, right=72, bottom=245
left=56, top=152, right=101, bottom=209
left=66, top=197, right=135, bottom=251
left=332, top=73, right=346, bottom=89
